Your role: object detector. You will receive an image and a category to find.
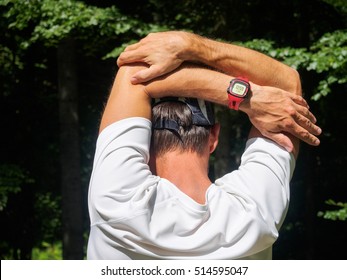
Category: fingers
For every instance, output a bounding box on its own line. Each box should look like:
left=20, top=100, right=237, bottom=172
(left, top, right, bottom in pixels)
left=280, top=116, right=321, bottom=146
left=292, top=102, right=322, bottom=137
left=290, top=94, right=309, bottom=109
left=294, top=125, right=321, bottom=146
left=294, top=109, right=321, bottom=134
left=295, top=117, right=322, bottom=146
left=301, top=106, right=317, bottom=124
left=131, top=65, right=163, bottom=84
left=117, top=50, right=145, bottom=67
left=117, top=32, right=186, bottom=83
left=292, top=96, right=315, bottom=119
left=284, top=98, right=322, bottom=146
left=117, top=34, right=160, bottom=66
left=123, top=41, right=141, bottom=52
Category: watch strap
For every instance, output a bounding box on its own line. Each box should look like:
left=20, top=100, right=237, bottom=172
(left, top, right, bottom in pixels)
left=227, top=77, right=250, bottom=110
left=228, top=96, right=242, bottom=110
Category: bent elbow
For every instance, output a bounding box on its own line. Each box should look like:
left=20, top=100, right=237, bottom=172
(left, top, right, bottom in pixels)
left=289, top=68, right=302, bottom=96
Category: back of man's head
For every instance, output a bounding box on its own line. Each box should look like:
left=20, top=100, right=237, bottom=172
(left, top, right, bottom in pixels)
left=151, top=98, right=215, bottom=157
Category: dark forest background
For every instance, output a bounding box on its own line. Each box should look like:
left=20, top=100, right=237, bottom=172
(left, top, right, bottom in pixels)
left=1, top=0, right=346, bottom=260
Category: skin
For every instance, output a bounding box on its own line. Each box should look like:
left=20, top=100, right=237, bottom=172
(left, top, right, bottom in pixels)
left=142, top=63, right=320, bottom=158
left=117, top=31, right=322, bottom=152
left=100, top=62, right=315, bottom=203
left=101, top=31, right=322, bottom=202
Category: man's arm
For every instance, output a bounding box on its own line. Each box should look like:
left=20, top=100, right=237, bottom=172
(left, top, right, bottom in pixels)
left=117, top=31, right=321, bottom=149
left=100, top=59, right=320, bottom=157
left=117, top=31, right=300, bottom=94
left=99, top=63, right=150, bottom=133
left=144, top=63, right=320, bottom=157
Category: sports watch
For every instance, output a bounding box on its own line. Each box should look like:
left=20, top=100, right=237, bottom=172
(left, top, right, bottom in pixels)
left=227, top=77, right=251, bottom=110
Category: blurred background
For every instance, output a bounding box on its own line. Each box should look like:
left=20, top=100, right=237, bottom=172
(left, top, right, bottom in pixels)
left=1, top=0, right=346, bottom=260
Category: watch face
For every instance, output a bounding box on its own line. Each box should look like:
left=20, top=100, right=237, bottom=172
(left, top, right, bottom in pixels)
left=229, top=80, right=249, bottom=97
left=232, top=83, right=247, bottom=96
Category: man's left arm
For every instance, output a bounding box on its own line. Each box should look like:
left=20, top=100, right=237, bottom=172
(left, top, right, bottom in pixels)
left=99, top=63, right=151, bottom=133
left=143, top=63, right=319, bottom=157
left=117, top=31, right=321, bottom=150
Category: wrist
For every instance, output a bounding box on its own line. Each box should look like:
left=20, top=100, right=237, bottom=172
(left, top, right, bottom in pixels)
left=180, top=32, right=208, bottom=63
left=238, top=82, right=260, bottom=114
left=174, top=31, right=195, bottom=61
left=227, top=77, right=252, bottom=111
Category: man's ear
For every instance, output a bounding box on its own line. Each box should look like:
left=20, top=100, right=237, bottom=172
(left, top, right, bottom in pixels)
left=209, top=123, right=220, bottom=154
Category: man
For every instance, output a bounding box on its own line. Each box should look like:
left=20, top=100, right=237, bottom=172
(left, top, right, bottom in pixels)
left=87, top=31, right=321, bottom=259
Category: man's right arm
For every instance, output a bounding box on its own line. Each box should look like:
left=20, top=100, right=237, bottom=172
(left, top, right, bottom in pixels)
left=117, top=31, right=300, bottom=95
left=144, top=63, right=320, bottom=157
left=185, top=32, right=301, bottom=95
left=117, top=31, right=321, bottom=151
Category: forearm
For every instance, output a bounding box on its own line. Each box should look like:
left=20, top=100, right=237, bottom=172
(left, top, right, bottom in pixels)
left=117, top=31, right=301, bottom=95
left=145, top=63, right=321, bottom=157
left=145, top=63, right=231, bottom=105
left=117, top=31, right=321, bottom=152
left=99, top=64, right=151, bottom=133
left=183, top=33, right=301, bottom=95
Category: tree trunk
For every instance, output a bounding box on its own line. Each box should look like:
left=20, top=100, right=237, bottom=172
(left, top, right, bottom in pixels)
left=57, top=37, right=84, bottom=259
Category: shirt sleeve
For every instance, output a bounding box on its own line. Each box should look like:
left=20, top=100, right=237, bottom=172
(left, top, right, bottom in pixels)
left=215, top=137, right=295, bottom=234
left=88, top=117, right=157, bottom=224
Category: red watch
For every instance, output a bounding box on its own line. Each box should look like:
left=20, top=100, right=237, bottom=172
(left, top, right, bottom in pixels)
left=227, top=77, right=251, bottom=110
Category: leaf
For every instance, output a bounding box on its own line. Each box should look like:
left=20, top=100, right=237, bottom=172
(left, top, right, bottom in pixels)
left=0, top=164, right=34, bottom=211
left=317, top=199, right=347, bottom=221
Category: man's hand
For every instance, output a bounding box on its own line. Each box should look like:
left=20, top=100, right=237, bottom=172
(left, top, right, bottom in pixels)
left=117, top=31, right=189, bottom=84
left=241, top=84, right=322, bottom=152
left=118, top=32, right=322, bottom=151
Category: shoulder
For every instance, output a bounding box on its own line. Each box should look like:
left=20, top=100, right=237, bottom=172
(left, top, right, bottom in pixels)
left=97, top=117, right=152, bottom=146
left=242, top=137, right=295, bottom=175
left=215, top=137, right=295, bottom=199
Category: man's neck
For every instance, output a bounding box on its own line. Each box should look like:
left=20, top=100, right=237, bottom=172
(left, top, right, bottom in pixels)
left=153, top=151, right=211, bottom=204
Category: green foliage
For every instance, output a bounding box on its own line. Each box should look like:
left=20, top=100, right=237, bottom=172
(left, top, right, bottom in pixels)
left=1, top=0, right=166, bottom=56
left=322, top=0, right=347, bottom=16
left=309, top=30, right=347, bottom=100
left=317, top=199, right=347, bottom=221
left=104, top=22, right=170, bottom=59
left=238, top=30, right=347, bottom=100
left=31, top=234, right=89, bottom=259
left=0, top=45, right=24, bottom=73
left=34, top=192, right=62, bottom=242
left=0, top=164, right=34, bottom=211
left=3, top=0, right=123, bottom=45
left=32, top=241, right=62, bottom=260
left=238, top=38, right=276, bottom=53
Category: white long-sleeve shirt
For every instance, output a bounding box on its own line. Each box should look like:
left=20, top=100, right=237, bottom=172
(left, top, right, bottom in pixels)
left=87, top=117, right=295, bottom=259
